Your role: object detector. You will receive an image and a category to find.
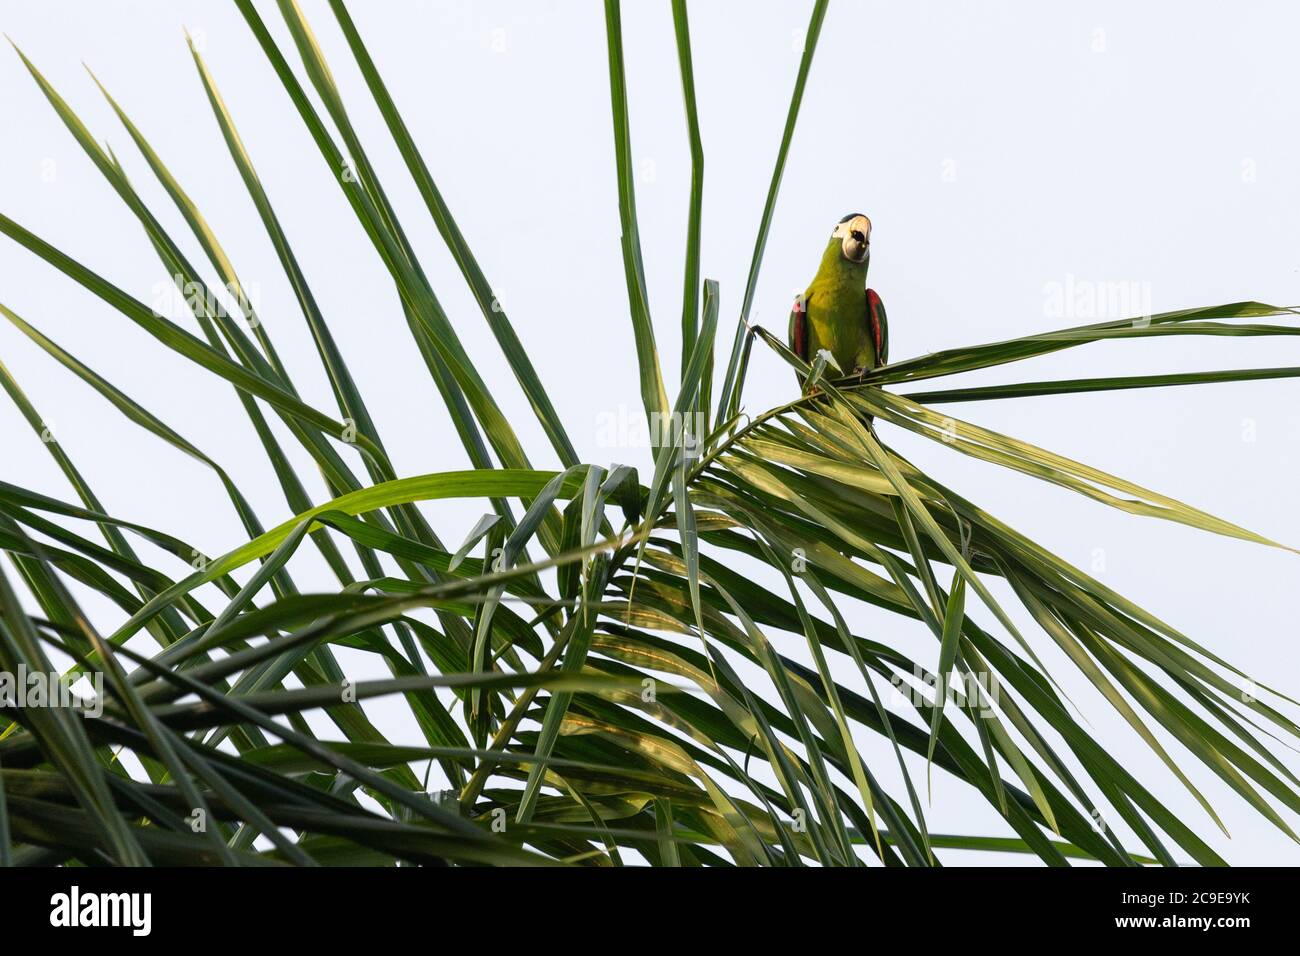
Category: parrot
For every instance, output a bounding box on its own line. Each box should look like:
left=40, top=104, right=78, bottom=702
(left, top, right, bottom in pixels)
left=787, top=212, right=888, bottom=389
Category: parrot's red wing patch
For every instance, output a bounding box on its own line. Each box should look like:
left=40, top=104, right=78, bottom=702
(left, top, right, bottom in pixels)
left=792, top=298, right=807, bottom=361
left=866, top=289, right=884, bottom=359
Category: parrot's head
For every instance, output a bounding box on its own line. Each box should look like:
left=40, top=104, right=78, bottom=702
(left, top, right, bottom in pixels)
left=832, top=213, right=872, bottom=265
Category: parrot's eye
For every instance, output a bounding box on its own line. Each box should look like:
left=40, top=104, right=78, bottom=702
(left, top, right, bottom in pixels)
left=851, top=230, right=866, bottom=244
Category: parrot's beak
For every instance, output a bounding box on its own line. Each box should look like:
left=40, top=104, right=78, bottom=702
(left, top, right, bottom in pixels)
left=844, top=235, right=869, bottom=263
left=835, top=214, right=872, bottom=263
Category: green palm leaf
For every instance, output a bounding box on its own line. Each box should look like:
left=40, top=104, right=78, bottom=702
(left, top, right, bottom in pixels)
left=0, top=0, right=1295, bottom=868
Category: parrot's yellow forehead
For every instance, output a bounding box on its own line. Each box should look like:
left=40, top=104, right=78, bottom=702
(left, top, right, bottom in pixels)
left=832, top=215, right=872, bottom=241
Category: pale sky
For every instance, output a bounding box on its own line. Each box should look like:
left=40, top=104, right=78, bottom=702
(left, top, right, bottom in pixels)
left=2, top=0, right=1298, bottom=864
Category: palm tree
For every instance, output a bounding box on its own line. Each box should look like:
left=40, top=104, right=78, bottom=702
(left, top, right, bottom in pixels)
left=0, top=0, right=1297, bottom=867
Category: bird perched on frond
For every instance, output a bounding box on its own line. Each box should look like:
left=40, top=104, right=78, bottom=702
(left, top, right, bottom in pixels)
left=788, top=213, right=888, bottom=389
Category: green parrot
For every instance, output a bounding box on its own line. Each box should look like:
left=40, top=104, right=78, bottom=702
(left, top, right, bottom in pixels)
left=788, top=212, right=888, bottom=387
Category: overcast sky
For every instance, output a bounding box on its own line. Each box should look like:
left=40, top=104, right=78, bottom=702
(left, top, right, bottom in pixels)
left=2, top=1, right=1298, bottom=864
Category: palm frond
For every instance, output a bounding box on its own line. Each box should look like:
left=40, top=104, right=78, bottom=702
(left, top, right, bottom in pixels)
left=0, top=1, right=1296, bottom=868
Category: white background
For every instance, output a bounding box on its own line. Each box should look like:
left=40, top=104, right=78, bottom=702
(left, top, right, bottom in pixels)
left=1, top=0, right=1298, bottom=864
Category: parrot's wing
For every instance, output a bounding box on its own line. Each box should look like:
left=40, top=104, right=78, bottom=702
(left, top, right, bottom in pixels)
left=788, top=296, right=808, bottom=362
left=867, top=288, right=888, bottom=366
